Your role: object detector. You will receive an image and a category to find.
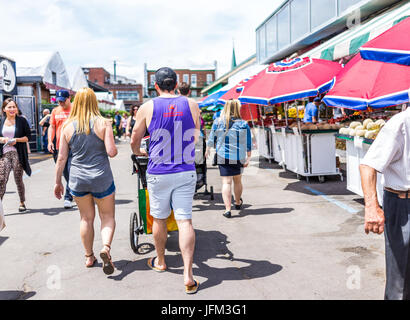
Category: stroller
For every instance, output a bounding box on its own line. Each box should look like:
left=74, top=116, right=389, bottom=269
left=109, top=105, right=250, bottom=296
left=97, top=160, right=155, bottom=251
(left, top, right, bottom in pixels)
left=194, top=135, right=214, bottom=200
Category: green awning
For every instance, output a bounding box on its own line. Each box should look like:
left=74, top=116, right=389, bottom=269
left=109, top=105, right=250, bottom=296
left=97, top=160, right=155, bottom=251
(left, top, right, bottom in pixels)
left=304, top=1, right=410, bottom=61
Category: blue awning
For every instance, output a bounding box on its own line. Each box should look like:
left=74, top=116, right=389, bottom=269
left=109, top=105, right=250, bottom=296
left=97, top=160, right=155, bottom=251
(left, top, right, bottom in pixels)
left=198, top=90, right=228, bottom=108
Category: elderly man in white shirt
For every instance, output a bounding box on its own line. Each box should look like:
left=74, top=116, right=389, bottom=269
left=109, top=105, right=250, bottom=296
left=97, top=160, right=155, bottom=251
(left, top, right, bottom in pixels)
left=360, top=106, right=410, bottom=300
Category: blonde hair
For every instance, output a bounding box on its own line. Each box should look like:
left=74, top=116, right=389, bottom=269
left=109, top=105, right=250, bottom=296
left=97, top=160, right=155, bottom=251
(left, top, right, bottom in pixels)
left=64, top=87, right=103, bottom=134
left=222, top=99, right=242, bottom=129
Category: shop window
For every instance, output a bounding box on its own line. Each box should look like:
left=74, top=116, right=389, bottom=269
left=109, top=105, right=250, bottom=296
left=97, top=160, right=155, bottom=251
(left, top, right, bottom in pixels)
left=338, top=0, right=361, bottom=14
left=257, top=25, right=267, bottom=62
left=191, top=90, right=197, bottom=97
left=266, top=15, right=277, bottom=56
left=277, top=4, right=290, bottom=49
left=311, top=0, right=337, bottom=30
left=291, top=0, right=309, bottom=42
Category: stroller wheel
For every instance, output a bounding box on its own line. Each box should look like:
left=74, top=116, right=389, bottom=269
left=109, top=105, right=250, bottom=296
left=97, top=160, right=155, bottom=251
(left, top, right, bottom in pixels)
left=130, top=212, right=140, bottom=254
left=210, top=186, right=214, bottom=201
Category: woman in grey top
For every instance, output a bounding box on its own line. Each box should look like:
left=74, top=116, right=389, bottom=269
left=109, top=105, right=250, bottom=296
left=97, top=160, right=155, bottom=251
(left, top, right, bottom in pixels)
left=54, top=88, right=118, bottom=275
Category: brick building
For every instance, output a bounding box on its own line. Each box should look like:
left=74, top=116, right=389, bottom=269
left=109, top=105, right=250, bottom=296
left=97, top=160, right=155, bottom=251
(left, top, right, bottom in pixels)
left=83, top=67, right=143, bottom=110
left=145, top=67, right=216, bottom=99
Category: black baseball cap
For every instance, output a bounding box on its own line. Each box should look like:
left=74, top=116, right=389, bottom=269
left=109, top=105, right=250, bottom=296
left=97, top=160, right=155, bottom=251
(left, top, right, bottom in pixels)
left=155, top=67, right=177, bottom=91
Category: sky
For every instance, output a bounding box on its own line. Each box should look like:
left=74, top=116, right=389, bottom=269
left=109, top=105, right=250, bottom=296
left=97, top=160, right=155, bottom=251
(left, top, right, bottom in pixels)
left=0, top=0, right=283, bottom=85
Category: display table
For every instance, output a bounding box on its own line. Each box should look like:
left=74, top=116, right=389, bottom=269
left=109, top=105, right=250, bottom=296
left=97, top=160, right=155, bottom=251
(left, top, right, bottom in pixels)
left=336, top=134, right=383, bottom=206
left=276, top=128, right=342, bottom=183
left=255, top=126, right=275, bottom=161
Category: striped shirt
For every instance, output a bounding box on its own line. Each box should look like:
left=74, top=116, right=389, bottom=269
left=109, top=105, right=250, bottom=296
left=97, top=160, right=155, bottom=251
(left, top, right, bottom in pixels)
left=361, top=108, right=410, bottom=191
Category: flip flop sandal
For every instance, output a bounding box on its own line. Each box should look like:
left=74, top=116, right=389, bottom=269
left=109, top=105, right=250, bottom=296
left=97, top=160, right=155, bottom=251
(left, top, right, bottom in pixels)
left=85, top=252, right=97, bottom=268
left=147, top=257, right=167, bottom=273
left=100, top=244, right=115, bottom=275
left=185, top=279, right=200, bottom=294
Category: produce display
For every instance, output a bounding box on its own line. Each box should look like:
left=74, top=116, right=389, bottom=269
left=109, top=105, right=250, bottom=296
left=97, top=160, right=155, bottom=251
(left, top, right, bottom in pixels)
left=338, top=118, right=386, bottom=140
left=287, top=106, right=305, bottom=119
left=289, top=121, right=342, bottom=131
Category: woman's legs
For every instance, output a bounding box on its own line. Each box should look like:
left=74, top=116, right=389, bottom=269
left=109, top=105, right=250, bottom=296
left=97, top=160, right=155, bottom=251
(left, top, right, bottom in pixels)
left=221, top=176, right=233, bottom=212
left=94, top=193, right=116, bottom=251
left=74, top=194, right=96, bottom=265
left=0, top=154, right=13, bottom=201
left=11, top=154, right=25, bottom=206
left=232, top=174, right=243, bottom=205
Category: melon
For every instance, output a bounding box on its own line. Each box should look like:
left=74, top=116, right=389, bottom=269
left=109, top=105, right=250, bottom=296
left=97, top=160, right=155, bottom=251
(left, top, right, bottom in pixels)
left=349, top=122, right=361, bottom=129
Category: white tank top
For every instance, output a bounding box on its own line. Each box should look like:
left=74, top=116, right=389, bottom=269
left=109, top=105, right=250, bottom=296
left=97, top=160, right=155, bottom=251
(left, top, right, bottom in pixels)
left=2, top=124, right=16, bottom=154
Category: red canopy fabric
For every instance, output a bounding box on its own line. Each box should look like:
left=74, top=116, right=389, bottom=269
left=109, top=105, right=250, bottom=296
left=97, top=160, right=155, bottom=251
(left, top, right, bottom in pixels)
left=360, top=17, right=410, bottom=66
left=323, top=54, right=410, bottom=110
left=238, top=57, right=343, bottom=105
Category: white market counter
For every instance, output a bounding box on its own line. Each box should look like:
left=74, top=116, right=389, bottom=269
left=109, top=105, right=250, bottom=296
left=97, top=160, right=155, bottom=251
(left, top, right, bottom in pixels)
left=336, top=134, right=384, bottom=206
left=256, top=125, right=342, bottom=183
left=277, top=128, right=343, bottom=183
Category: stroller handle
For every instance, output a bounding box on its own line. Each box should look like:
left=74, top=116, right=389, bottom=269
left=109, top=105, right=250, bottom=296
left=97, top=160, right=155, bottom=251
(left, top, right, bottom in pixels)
left=131, top=154, right=149, bottom=164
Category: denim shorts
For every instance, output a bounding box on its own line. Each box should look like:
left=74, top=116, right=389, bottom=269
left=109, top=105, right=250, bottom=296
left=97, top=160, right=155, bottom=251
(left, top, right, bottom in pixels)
left=70, top=182, right=116, bottom=199
left=147, top=171, right=196, bottom=220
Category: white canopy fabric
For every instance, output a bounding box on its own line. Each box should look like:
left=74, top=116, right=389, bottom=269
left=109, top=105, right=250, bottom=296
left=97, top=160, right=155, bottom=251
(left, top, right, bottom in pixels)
left=71, top=67, right=89, bottom=91
left=114, top=100, right=125, bottom=111
left=5, top=51, right=71, bottom=89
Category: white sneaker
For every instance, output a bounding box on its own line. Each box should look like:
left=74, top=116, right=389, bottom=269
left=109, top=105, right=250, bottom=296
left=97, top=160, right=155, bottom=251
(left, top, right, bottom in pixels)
left=64, top=200, right=73, bottom=209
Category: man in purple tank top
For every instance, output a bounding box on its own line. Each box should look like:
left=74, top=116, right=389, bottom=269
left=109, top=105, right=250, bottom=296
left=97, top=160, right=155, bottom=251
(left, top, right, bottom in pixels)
left=131, top=67, right=201, bottom=294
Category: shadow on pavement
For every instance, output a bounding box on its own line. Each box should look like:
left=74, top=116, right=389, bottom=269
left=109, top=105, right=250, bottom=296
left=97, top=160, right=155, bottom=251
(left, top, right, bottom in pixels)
left=282, top=173, right=353, bottom=197
left=230, top=205, right=294, bottom=219
left=0, top=290, right=36, bottom=300
left=115, top=199, right=134, bottom=205
left=108, top=229, right=283, bottom=292
left=193, top=196, right=294, bottom=218
left=166, top=229, right=283, bottom=291
left=5, top=206, right=77, bottom=217
left=0, top=236, right=9, bottom=246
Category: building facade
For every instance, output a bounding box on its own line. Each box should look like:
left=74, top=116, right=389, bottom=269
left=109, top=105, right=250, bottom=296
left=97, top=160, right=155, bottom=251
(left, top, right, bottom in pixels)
left=83, top=67, right=143, bottom=110
left=145, top=67, right=216, bottom=98
left=256, top=0, right=402, bottom=64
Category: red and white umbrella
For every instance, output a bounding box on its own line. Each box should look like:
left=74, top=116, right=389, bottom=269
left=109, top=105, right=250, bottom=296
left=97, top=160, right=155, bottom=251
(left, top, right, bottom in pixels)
left=323, top=54, right=410, bottom=110
left=238, top=57, right=343, bottom=105
left=360, top=17, right=410, bottom=66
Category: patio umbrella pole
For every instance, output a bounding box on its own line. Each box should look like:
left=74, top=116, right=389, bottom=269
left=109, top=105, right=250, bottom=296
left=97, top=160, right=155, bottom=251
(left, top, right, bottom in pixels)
left=285, top=102, right=289, bottom=128
left=248, top=104, right=255, bottom=127
left=296, top=102, right=302, bottom=134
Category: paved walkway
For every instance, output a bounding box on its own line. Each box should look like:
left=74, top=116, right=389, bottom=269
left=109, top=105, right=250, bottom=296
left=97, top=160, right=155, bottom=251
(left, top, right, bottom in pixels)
left=0, top=141, right=385, bottom=300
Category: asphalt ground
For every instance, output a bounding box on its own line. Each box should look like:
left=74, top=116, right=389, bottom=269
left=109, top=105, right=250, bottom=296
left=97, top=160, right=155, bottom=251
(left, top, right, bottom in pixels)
left=0, top=140, right=385, bottom=300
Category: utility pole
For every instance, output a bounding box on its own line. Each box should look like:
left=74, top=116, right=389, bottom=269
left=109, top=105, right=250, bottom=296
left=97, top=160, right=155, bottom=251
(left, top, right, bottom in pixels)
left=114, top=60, right=117, bottom=82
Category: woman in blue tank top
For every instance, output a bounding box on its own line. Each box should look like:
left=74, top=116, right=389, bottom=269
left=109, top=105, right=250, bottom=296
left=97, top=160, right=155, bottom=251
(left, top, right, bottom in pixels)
left=54, top=88, right=118, bottom=275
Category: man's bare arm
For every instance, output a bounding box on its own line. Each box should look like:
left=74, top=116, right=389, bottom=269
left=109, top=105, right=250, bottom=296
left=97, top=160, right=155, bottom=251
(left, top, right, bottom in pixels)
left=359, top=164, right=385, bottom=235
left=130, top=101, right=151, bottom=155
left=48, top=124, right=56, bottom=152
left=189, top=100, right=200, bottom=144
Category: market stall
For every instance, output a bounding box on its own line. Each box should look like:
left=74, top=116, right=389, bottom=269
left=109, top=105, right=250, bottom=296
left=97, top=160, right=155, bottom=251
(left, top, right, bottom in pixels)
left=323, top=21, right=410, bottom=202
left=237, top=57, right=344, bottom=182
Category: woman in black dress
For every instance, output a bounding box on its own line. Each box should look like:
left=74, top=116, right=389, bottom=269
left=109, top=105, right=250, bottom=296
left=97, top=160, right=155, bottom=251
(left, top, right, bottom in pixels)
left=126, top=105, right=138, bottom=138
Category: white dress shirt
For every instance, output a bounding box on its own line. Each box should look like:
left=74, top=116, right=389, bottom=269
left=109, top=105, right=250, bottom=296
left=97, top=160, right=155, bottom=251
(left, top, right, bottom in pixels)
left=361, top=107, right=410, bottom=191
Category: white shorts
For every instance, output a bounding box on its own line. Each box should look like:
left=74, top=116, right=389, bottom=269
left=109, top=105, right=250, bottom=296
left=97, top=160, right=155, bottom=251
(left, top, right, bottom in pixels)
left=147, top=171, right=197, bottom=220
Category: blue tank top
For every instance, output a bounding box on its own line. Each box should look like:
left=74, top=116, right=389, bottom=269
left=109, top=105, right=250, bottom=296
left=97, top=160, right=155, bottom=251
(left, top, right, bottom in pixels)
left=147, top=96, right=196, bottom=175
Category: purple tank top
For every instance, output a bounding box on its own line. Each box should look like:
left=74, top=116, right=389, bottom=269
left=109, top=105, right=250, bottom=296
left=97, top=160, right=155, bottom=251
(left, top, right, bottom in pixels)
left=147, top=96, right=196, bottom=175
